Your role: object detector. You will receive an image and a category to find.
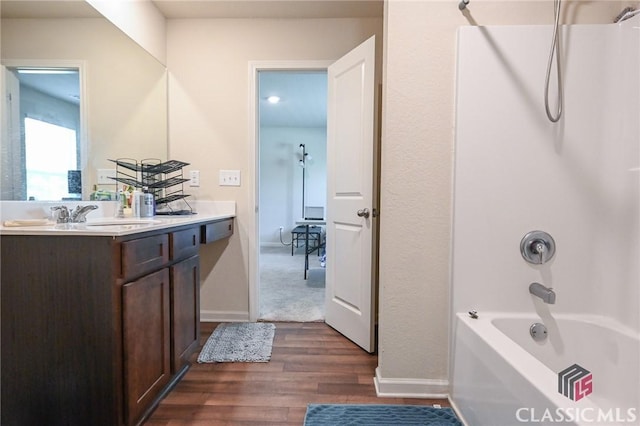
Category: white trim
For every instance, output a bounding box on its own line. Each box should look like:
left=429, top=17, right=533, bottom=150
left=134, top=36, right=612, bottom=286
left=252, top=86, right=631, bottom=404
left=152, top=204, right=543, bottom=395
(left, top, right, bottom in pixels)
left=247, top=60, right=333, bottom=322
left=200, top=310, right=250, bottom=323
left=373, top=367, right=449, bottom=399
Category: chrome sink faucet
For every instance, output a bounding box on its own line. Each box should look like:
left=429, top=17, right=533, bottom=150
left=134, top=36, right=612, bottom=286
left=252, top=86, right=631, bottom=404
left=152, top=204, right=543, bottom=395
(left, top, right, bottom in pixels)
left=51, top=205, right=98, bottom=223
left=529, top=282, right=556, bottom=304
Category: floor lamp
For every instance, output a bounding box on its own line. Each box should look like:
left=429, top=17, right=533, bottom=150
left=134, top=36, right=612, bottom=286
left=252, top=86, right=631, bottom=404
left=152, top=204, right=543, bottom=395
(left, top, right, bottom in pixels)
left=299, top=143, right=309, bottom=218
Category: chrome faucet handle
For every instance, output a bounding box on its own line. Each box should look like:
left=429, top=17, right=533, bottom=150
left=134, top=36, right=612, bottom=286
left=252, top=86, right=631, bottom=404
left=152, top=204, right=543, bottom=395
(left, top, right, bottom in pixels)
left=51, top=206, right=70, bottom=223
left=533, top=241, right=546, bottom=264
left=520, top=231, right=556, bottom=265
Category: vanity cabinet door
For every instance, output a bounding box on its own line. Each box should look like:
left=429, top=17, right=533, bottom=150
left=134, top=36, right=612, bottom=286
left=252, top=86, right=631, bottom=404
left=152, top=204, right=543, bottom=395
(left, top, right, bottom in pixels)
left=170, top=255, right=200, bottom=372
left=122, top=268, right=171, bottom=426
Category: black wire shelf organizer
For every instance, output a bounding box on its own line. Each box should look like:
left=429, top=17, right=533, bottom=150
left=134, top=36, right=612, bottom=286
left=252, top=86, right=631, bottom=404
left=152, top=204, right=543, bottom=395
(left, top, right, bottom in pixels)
left=108, top=158, right=194, bottom=215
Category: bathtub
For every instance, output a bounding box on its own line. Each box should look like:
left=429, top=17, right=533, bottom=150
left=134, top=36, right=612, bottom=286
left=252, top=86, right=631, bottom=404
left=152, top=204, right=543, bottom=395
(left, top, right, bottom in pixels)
left=451, top=312, right=639, bottom=425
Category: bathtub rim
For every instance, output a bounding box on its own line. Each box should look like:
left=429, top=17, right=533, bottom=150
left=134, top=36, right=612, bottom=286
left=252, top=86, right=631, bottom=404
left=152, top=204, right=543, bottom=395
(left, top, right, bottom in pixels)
left=450, top=311, right=640, bottom=421
left=485, top=311, right=640, bottom=341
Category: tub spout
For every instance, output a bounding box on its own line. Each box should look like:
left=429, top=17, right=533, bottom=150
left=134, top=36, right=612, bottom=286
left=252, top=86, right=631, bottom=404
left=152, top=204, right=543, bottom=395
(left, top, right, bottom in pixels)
left=529, top=282, right=556, bottom=304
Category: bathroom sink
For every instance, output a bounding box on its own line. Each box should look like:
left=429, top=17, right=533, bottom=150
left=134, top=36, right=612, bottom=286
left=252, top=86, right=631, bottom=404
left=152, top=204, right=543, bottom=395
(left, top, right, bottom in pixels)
left=86, top=218, right=163, bottom=226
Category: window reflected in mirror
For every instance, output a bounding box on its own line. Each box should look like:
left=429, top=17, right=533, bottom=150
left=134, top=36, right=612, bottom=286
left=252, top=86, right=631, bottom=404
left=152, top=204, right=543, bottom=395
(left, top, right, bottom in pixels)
left=24, top=117, right=78, bottom=200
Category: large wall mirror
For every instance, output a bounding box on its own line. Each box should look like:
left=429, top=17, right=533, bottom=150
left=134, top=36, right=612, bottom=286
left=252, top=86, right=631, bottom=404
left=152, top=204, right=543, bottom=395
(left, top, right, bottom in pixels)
left=1, top=4, right=167, bottom=201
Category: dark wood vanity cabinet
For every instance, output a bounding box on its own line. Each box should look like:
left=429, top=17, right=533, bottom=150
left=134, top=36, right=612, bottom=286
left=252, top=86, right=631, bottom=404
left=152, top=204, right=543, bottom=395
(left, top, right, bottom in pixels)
left=170, top=254, right=200, bottom=373
left=122, top=268, right=172, bottom=425
left=1, top=218, right=233, bottom=426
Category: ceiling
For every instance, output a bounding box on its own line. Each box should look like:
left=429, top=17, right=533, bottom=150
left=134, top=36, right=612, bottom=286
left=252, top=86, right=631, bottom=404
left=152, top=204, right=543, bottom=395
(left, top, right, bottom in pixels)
left=0, top=1, right=102, bottom=18
left=152, top=0, right=382, bottom=19
left=14, top=70, right=81, bottom=106
left=1, top=0, right=383, bottom=19
left=259, top=71, right=327, bottom=128
left=2, top=0, right=378, bottom=127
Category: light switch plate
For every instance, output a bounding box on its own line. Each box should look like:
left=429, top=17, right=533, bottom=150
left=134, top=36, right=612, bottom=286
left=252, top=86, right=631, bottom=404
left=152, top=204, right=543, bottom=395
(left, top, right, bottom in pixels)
left=189, top=170, right=200, bottom=187
left=219, top=170, right=241, bottom=186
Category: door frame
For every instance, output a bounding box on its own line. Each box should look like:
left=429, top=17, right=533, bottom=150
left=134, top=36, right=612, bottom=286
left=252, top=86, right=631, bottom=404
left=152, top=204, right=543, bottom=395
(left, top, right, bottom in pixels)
left=248, top=60, right=333, bottom=322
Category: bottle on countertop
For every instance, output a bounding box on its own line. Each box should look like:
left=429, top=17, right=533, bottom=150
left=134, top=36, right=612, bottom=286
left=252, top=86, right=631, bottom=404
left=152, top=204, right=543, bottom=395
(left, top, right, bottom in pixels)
left=131, top=189, right=142, bottom=217
left=140, top=187, right=155, bottom=217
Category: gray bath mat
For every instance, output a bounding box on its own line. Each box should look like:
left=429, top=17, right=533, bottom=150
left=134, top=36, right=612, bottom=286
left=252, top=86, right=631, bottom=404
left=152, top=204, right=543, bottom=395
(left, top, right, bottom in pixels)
left=197, top=322, right=276, bottom=363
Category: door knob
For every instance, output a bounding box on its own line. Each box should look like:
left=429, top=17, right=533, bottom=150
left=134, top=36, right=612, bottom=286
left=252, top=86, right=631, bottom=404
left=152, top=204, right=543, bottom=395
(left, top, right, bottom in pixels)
left=357, top=208, right=370, bottom=218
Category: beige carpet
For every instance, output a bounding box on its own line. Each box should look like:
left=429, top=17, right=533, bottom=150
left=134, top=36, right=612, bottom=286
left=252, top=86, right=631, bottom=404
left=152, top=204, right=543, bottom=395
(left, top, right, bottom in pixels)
left=259, top=245, right=325, bottom=322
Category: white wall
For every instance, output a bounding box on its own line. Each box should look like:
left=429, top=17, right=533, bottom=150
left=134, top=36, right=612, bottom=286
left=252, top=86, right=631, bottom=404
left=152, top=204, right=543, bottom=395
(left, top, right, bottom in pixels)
left=166, top=17, right=382, bottom=321
left=378, top=0, right=629, bottom=396
left=259, top=126, right=326, bottom=246
left=453, top=19, right=639, bottom=332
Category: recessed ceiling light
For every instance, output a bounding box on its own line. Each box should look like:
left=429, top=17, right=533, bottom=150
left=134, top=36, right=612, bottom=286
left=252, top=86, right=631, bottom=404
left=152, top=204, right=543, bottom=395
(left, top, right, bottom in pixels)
left=267, top=96, right=281, bottom=104
left=17, top=68, right=77, bottom=75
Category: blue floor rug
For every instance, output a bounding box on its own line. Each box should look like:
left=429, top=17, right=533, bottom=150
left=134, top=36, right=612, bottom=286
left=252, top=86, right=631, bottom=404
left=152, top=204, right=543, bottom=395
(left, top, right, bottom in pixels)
left=303, top=404, right=462, bottom=426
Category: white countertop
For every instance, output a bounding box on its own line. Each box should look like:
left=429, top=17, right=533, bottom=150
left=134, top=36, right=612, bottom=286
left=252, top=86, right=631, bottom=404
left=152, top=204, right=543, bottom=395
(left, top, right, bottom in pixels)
left=0, top=200, right=235, bottom=237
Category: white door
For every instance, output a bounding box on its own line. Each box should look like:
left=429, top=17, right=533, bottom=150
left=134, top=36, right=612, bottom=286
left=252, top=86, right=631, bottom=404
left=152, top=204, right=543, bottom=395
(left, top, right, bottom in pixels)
left=325, top=36, right=376, bottom=353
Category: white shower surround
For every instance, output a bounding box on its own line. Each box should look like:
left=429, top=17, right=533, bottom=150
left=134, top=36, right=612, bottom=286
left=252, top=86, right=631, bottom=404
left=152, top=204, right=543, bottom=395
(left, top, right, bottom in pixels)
left=451, top=16, right=639, bottom=425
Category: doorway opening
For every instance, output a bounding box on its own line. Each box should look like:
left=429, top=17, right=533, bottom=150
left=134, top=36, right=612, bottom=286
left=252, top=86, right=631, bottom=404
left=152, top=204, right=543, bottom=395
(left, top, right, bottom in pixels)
left=256, top=69, right=328, bottom=322
left=2, top=64, right=84, bottom=201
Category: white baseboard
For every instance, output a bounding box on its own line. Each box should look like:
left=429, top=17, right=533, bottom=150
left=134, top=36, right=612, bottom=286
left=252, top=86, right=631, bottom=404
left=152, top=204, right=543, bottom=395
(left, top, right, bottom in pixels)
left=200, top=310, right=250, bottom=322
left=374, top=367, right=449, bottom=398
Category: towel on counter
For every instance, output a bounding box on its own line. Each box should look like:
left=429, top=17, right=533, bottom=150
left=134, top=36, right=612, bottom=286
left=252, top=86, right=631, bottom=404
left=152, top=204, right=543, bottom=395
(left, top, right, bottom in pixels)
left=3, top=219, right=54, bottom=227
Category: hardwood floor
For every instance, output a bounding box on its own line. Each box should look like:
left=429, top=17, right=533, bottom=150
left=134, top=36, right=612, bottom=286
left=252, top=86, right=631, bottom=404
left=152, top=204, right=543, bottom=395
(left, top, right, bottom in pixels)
left=145, top=322, right=449, bottom=425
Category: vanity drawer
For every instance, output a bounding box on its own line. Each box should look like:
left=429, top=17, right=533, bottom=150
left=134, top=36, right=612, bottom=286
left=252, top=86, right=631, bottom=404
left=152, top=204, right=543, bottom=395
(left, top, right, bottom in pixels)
left=201, top=218, right=233, bottom=244
left=170, top=227, right=200, bottom=261
left=121, top=234, right=169, bottom=280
